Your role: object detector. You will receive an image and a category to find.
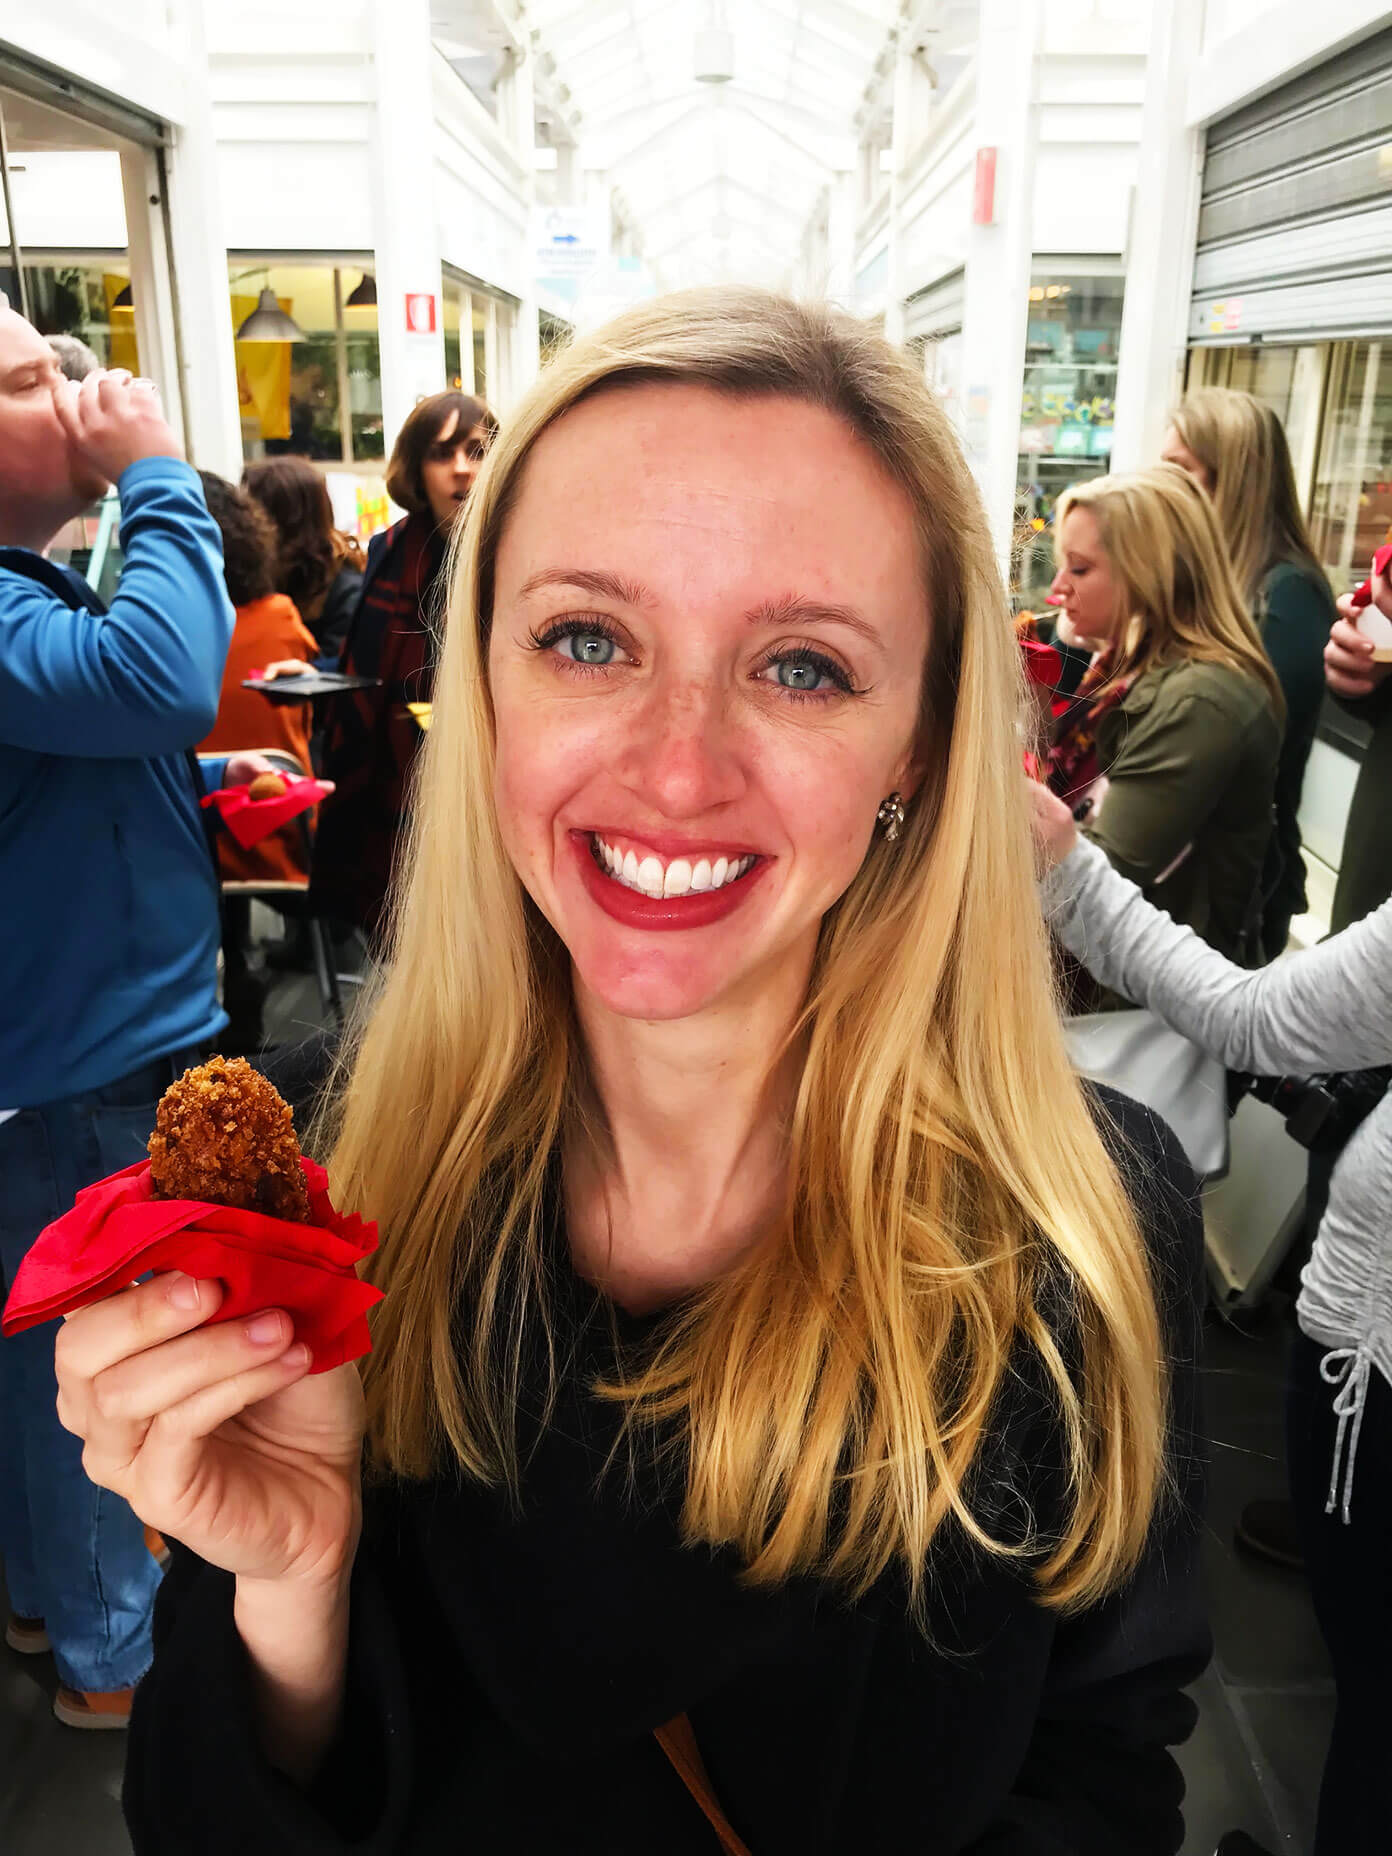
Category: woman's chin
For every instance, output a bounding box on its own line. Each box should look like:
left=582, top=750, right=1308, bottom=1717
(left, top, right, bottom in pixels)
left=571, top=953, right=737, bottom=1025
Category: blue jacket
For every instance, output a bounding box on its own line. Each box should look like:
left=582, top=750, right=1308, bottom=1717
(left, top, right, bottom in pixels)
left=0, top=458, right=235, bottom=1103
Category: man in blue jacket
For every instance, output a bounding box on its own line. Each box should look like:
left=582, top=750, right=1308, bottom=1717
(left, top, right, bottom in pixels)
left=0, top=303, right=260, bottom=1728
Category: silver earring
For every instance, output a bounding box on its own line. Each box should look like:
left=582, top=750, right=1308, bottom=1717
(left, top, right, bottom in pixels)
left=876, top=792, right=906, bottom=843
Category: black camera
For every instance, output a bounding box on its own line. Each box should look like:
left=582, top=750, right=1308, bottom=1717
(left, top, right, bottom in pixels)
left=1227, top=1066, right=1392, bottom=1152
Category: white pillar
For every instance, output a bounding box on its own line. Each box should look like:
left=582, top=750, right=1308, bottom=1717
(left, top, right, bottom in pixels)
left=149, top=2, right=241, bottom=477
left=1109, top=0, right=1206, bottom=472
left=826, top=169, right=857, bottom=309
left=882, top=39, right=916, bottom=345
left=120, top=147, right=186, bottom=445
left=957, top=0, right=1041, bottom=571
left=369, top=0, right=445, bottom=453
left=502, top=42, right=539, bottom=410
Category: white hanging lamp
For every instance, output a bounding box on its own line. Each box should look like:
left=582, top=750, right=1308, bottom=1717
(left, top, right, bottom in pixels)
left=235, top=286, right=305, bottom=343
left=695, top=1, right=733, bottom=82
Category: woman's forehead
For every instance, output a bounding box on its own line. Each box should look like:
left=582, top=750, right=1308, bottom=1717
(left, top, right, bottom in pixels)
left=503, top=385, right=923, bottom=576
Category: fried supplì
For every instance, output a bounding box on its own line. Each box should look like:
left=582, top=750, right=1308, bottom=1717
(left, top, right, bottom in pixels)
left=147, top=1056, right=310, bottom=1222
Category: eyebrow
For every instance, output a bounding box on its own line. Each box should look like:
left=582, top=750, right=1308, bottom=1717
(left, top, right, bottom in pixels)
left=517, top=566, right=656, bottom=607
left=746, top=593, right=885, bottom=648
left=516, top=569, right=886, bottom=646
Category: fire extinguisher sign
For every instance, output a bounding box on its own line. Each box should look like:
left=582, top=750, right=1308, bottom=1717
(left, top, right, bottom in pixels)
left=405, top=293, right=438, bottom=334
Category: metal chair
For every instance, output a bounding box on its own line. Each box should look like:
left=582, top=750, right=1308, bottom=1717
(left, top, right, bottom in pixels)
left=197, top=749, right=343, bottom=1028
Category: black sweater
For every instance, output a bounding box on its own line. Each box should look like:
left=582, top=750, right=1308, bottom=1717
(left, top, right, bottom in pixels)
left=123, top=1092, right=1209, bottom=1854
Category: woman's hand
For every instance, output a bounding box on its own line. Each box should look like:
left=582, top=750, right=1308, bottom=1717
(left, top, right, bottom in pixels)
left=55, top=1273, right=365, bottom=1592
left=1325, top=613, right=1390, bottom=699
left=1328, top=557, right=1392, bottom=699
left=222, top=751, right=277, bottom=787
left=1027, top=778, right=1080, bottom=869
left=257, top=659, right=313, bottom=682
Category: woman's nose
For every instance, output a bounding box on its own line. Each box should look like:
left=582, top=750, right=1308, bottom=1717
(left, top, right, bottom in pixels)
left=620, top=677, right=748, bottom=817
left=1048, top=566, right=1069, bottom=600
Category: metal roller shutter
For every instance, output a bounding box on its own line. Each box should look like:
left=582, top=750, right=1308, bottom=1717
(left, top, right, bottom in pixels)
left=904, top=267, right=964, bottom=342
left=1191, top=25, right=1392, bottom=345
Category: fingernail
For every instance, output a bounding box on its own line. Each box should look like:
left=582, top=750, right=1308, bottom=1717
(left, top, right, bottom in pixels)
left=245, top=1311, right=287, bottom=1345
left=282, top=1341, right=311, bottom=1370
left=167, top=1273, right=201, bottom=1311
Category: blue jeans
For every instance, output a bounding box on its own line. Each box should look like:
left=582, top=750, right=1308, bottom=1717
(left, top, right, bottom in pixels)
left=0, top=1047, right=206, bottom=1692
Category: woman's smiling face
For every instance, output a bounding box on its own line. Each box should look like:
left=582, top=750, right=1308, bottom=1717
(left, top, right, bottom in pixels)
left=486, top=382, right=932, bottom=1022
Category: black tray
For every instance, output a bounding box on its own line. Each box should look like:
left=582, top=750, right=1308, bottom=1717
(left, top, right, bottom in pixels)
left=243, top=672, right=380, bottom=701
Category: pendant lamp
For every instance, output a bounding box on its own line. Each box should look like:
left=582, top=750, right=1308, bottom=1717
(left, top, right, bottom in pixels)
left=345, top=272, right=377, bottom=307
left=235, top=287, right=305, bottom=342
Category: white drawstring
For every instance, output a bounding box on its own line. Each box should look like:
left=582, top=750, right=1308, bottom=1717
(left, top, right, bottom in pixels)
left=1320, top=1346, right=1372, bottom=1525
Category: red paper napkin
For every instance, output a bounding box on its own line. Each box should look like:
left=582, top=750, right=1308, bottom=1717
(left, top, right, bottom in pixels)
left=1350, top=542, right=1392, bottom=609
left=2, top=1157, right=381, bottom=1373
left=201, top=774, right=331, bottom=850
left=1019, top=637, right=1068, bottom=716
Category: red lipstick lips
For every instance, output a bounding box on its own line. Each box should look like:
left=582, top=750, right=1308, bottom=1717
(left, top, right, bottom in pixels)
left=572, top=831, right=769, bottom=931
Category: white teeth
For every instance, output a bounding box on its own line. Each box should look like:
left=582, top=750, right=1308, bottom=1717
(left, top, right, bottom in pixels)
left=593, top=837, right=754, bottom=898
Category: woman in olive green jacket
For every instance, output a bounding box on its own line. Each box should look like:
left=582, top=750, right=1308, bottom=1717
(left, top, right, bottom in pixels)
left=1048, top=465, right=1283, bottom=973
left=1162, top=388, right=1337, bottom=957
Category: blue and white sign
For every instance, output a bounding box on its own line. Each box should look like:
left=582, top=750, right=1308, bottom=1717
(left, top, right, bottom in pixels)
left=533, top=205, right=609, bottom=285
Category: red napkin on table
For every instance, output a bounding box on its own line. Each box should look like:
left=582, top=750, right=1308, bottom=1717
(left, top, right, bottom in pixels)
left=2, top=1157, right=381, bottom=1373
left=201, top=774, right=331, bottom=850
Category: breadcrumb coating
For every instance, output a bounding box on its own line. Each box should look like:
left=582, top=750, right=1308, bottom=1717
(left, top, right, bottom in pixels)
left=148, top=1056, right=310, bottom=1222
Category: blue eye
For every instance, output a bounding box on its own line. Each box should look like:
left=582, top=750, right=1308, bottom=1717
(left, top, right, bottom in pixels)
left=557, top=630, right=616, bottom=666
left=776, top=658, right=830, bottom=691
left=762, top=648, right=854, bottom=696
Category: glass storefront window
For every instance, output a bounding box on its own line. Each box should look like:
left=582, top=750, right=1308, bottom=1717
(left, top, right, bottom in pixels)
left=1186, top=342, right=1328, bottom=505
left=7, top=262, right=138, bottom=371
left=1014, top=272, right=1125, bottom=603
left=442, top=281, right=465, bottom=391
left=442, top=270, right=518, bottom=408
left=1308, top=340, right=1392, bottom=594
left=924, top=328, right=963, bottom=428
left=539, top=308, right=572, bottom=368
left=472, top=294, right=489, bottom=402
left=232, top=262, right=383, bottom=466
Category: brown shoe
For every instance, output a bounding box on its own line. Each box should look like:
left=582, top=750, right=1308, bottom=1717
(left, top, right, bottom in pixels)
left=143, top=1525, right=170, bottom=1567
left=5, top=1614, right=50, bottom=1655
left=52, top=1684, right=135, bottom=1730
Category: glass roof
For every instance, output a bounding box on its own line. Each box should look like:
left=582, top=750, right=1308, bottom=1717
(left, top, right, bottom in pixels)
left=525, top=1, right=900, bottom=287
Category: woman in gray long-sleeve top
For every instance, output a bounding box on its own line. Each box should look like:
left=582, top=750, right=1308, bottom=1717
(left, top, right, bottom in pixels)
left=1031, top=776, right=1389, bottom=1856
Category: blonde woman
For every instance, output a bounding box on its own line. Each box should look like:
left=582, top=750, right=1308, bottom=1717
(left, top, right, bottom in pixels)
left=1048, top=465, right=1283, bottom=973
left=1163, top=388, right=1336, bottom=956
left=54, top=293, right=1205, bottom=1854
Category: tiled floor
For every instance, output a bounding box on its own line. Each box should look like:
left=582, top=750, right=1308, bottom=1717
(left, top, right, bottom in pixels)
left=1176, top=1308, right=1333, bottom=1854
left=0, top=948, right=1335, bottom=1854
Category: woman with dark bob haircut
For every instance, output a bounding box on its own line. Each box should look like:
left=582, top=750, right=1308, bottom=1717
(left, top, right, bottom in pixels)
left=242, top=457, right=366, bottom=660
left=310, top=389, right=496, bottom=939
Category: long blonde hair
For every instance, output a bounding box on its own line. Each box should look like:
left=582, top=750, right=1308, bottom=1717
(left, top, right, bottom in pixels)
left=1170, top=386, right=1328, bottom=606
left=1058, top=465, right=1284, bottom=718
left=327, top=288, right=1166, bottom=1614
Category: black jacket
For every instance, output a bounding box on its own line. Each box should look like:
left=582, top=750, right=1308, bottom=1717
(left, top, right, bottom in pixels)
left=123, top=1092, right=1209, bottom=1854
